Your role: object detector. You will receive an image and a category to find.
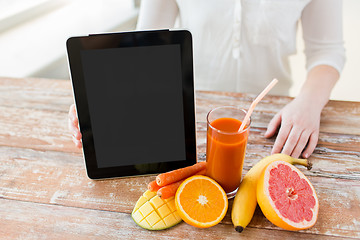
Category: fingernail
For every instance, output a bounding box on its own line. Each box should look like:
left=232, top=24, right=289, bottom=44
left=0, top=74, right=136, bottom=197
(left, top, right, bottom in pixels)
left=303, top=153, right=309, bottom=158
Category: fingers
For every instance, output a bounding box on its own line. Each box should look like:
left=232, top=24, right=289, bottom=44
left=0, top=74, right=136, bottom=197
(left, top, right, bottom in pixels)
left=281, top=127, right=303, bottom=157
left=271, top=121, right=292, bottom=155
left=272, top=126, right=317, bottom=158
left=68, top=104, right=78, bottom=125
left=265, top=112, right=281, bottom=138
left=288, top=130, right=311, bottom=158
left=68, top=118, right=81, bottom=138
left=302, top=131, right=319, bottom=158
left=68, top=104, right=82, bottom=148
left=267, top=97, right=321, bottom=158
left=72, top=135, right=82, bottom=148
left=271, top=125, right=318, bottom=158
left=68, top=104, right=80, bottom=135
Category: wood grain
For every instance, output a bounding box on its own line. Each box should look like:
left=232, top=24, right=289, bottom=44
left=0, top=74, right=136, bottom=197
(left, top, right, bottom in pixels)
left=195, top=91, right=360, bottom=135
left=3, top=198, right=359, bottom=240
left=0, top=77, right=359, bottom=239
left=0, top=144, right=359, bottom=238
left=0, top=77, right=73, bottom=112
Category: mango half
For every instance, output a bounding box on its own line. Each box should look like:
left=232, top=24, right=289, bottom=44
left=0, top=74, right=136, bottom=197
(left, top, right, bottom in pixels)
left=132, top=190, right=182, bottom=230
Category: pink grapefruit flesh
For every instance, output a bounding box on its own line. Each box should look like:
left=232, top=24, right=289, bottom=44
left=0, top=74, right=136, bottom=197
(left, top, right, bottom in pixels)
left=257, top=160, right=319, bottom=230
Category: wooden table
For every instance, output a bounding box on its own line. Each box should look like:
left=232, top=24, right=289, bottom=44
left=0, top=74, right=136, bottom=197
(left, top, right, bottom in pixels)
left=0, top=77, right=359, bottom=239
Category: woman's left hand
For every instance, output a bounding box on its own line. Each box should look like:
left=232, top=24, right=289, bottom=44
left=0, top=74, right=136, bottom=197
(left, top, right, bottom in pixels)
left=264, top=96, right=322, bottom=158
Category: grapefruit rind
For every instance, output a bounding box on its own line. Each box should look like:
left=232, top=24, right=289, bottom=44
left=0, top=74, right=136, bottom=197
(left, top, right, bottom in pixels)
left=131, top=190, right=182, bottom=230
left=257, top=161, right=319, bottom=231
left=174, top=175, right=228, bottom=228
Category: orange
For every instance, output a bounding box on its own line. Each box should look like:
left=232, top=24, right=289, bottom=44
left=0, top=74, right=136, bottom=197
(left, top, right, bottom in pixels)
left=257, top=161, right=319, bottom=231
left=174, top=175, right=228, bottom=228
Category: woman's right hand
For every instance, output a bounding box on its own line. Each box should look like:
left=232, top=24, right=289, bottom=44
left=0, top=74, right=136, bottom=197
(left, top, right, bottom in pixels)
left=68, top=104, right=82, bottom=148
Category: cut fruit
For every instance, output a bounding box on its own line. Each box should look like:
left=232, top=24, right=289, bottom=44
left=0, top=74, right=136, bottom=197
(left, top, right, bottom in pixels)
left=257, top=161, right=319, bottom=231
left=132, top=190, right=182, bottom=230
left=175, top=175, right=228, bottom=228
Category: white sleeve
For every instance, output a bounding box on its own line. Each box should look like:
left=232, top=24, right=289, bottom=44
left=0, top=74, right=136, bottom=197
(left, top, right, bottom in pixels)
left=136, top=0, right=179, bottom=30
left=301, top=0, right=346, bottom=74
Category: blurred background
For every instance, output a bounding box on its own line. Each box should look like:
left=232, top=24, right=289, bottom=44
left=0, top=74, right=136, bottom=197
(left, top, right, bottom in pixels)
left=0, top=0, right=358, bottom=101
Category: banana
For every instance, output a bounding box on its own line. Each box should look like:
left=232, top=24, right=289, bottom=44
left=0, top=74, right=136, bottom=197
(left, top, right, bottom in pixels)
left=231, top=153, right=312, bottom=233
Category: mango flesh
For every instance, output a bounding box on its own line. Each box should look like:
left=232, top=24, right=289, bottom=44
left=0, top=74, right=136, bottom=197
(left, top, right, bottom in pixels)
left=132, top=190, right=182, bottom=230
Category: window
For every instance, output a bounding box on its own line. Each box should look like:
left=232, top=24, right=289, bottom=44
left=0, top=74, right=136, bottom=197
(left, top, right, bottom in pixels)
left=0, top=0, right=69, bottom=32
left=0, top=0, right=139, bottom=79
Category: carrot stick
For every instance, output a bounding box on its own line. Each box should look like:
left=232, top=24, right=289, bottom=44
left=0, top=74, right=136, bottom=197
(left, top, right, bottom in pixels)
left=148, top=180, right=161, bottom=192
left=195, top=168, right=206, bottom=176
left=156, top=162, right=206, bottom=187
left=157, top=180, right=184, bottom=199
left=156, top=168, right=207, bottom=199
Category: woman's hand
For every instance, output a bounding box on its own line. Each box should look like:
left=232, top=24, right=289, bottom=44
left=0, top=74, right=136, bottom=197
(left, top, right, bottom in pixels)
left=264, top=96, right=321, bottom=158
left=265, top=65, right=340, bottom=158
left=68, top=104, right=82, bottom=148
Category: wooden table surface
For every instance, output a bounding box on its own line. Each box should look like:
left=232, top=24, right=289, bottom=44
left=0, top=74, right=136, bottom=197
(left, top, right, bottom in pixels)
left=0, top=77, right=359, bottom=239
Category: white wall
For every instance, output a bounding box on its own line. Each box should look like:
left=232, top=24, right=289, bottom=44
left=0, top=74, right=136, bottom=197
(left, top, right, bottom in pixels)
left=289, top=0, right=360, bottom=102
left=0, top=0, right=138, bottom=80
left=0, top=0, right=358, bottom=102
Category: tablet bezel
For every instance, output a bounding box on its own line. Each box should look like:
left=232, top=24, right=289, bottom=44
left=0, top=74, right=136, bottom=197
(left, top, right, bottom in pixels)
left=67, top=30, right=197, bottom=179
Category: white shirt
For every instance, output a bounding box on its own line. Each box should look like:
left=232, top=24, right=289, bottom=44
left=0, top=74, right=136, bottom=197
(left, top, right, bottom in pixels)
left=137, top=0, right=345, bottom=95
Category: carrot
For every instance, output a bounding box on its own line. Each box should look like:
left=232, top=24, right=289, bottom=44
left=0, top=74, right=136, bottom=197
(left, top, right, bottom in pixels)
left=156, top=167, right=208, bottom=199
left=148, top=180, right=161, bottom=192
left=156, top=162, right=206, bottom=187
left=194, top=168, right=206, bottom=176
left=157, top=180, right=184, bottom=199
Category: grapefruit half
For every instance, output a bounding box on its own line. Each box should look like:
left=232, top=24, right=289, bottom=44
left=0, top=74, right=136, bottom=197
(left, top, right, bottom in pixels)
left=257, top=160, right=319, bottom=230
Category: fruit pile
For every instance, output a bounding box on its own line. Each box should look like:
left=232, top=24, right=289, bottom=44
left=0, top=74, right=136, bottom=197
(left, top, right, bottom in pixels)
left=131, top=153, right=319, bottom=232
left=132, top=161, right=228, bottom=229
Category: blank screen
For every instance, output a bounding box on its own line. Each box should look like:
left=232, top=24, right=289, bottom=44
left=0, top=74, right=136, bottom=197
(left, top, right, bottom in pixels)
left=80, top=44, right=186, bottom=168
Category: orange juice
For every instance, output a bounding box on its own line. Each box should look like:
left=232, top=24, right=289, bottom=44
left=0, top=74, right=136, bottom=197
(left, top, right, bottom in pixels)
left=206, top=107, right=250, bottom=198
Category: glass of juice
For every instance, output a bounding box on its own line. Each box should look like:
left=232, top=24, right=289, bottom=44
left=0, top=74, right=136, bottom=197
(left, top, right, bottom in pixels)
left=206, top=106, right=251, bottom=199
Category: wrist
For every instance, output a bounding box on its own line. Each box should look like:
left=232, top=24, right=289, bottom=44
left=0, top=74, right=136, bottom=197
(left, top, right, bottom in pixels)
left=296, top=89, right=330, bottom=111
left=296, top=65, right=339, bottom=110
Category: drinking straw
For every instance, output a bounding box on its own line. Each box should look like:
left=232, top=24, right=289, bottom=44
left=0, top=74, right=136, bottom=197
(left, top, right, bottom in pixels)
left=238, top=78, right=278, bottom=132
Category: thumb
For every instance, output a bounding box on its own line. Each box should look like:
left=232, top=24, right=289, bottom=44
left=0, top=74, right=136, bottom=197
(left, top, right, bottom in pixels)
left=265, top=112, right=281, bottom=138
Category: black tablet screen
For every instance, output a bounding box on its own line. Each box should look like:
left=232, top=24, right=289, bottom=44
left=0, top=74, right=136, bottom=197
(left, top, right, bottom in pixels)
left=80, top=44, right=186, bottom=168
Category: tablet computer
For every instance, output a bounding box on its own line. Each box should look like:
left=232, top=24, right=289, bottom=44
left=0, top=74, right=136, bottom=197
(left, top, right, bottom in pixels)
left=66, top=30, right=196, bottom=179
